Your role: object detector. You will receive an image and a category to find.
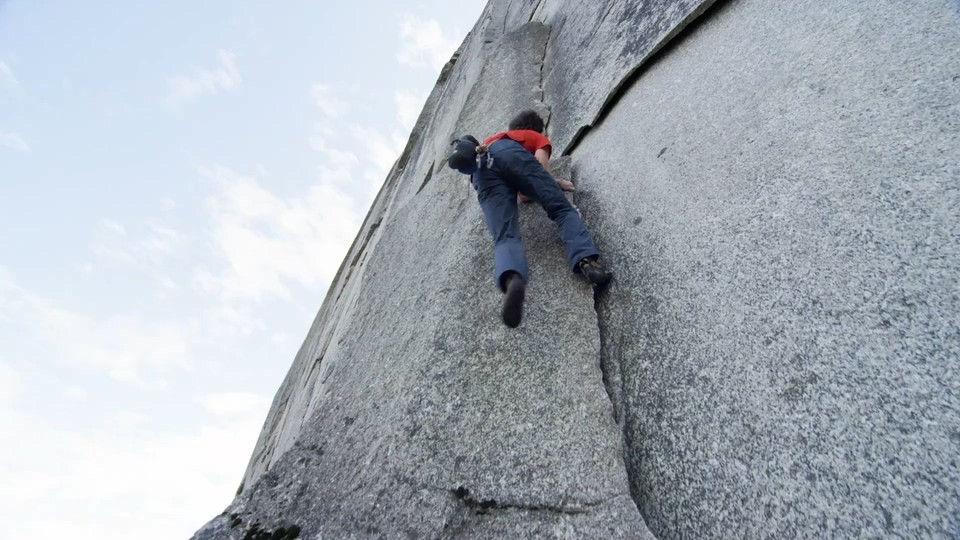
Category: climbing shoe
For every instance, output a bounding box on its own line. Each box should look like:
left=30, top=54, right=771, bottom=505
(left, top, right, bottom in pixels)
left=501, top=273, right=526, bottom=328
left=578, top=258, right=612, bottom=290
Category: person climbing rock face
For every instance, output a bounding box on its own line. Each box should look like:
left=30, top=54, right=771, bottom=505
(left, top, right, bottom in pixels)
left=463, top=109, right=612, bottom=328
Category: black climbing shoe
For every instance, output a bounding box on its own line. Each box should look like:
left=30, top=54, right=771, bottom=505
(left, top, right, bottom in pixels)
left=501, top=273, right=526, bottom=328
left=578, top=258, right=612, bottom=290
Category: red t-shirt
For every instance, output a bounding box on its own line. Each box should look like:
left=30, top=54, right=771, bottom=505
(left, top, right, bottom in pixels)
left=484, top=130, right=552, bottom=156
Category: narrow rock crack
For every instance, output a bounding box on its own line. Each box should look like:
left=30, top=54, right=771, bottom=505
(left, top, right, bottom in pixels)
left=593, top=292, right=624, bottom=426
left=537, top=25, right=553, bottom=130
left=529, top=0, right=547, bottom=23
left=451, top=486, right=604, bottom=516
left=572, top=175, right=651, bottom=536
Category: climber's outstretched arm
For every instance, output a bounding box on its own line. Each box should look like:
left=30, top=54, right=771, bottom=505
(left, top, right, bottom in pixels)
left=534, top=148, right=575, bottom=192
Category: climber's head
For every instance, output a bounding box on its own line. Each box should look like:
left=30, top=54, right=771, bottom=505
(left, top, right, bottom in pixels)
left=508, top=110, right=545, bottom=133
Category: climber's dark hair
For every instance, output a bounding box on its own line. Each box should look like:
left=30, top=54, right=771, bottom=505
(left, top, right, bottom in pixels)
left=508, top=110, right=545, bottom=133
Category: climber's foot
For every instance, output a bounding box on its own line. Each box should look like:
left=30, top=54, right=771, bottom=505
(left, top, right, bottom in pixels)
left=501, top=272, right=526, bottom=328
left=578, top=257, right=612, bottom=291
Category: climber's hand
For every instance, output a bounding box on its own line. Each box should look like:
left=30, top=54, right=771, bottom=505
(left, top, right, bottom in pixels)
left=518, top=193, right=533, bottom=203
left=557, top=179, right=576, bottom=192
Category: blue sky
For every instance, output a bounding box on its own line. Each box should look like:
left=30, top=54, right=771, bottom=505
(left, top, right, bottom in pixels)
left=0, top=1, right=484, bottom=537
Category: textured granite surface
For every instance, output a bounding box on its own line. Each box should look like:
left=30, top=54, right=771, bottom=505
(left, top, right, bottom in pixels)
left=194, top=0, right=960, bottom=538
left=573, top=0, right=960, bottom=537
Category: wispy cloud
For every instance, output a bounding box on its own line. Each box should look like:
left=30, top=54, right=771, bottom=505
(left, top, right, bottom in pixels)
left=202, top=392, right=270, bottom=418
left=64, top=386, right=89, bottom=401
left=348, top=125, right=406, bottom=192
left=0, top=61, right=19, bottom=89
left=397, top=15, right=460, bottom=72
left=0, top=130, right=31, bottom=154
left=0, top=386, right=266, bottom=539
left=91, top=217, right=188, bottom=279
left=310, top=83, right=348, bottom=119
left=309, top=127, right=360, bottom=185
left=139, top=225, right=182, bottom=257
left=394, top=89, right=426, bottom=131
left=307, top=84, right=407, bottom=195
left=195, top=165, right=361, bottom=300
left=0, top=268, right=193, bottom=384
left=165, top=49, right=241, bottom=107
left=0, top=361, right=23, bottom=404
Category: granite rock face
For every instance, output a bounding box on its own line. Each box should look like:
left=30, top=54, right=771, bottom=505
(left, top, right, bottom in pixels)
left=194, top=1, right=960, bottom=538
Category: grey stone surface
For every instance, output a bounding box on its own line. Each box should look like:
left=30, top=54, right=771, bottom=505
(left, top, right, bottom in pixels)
left=531, top=0, right=717, bottom=153
left=572, top=0, right=960, bottom=537
left=193, top=7, right=652, bottom=540
left=194, top=0, right=960, bottom=538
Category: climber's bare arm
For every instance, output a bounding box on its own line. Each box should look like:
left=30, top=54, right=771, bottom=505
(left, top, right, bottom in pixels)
left=535, top=148, right=552, bottom=173
left=535, top=148, right=575, bottom=192
left=520, top=147, right=574, bottom=202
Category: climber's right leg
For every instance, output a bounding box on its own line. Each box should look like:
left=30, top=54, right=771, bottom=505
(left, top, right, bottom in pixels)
left=497, top=142, right=612, bottom=289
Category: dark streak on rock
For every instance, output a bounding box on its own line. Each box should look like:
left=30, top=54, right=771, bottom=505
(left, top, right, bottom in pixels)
left=416, top=166, right=434, bottom=195
left=451, top=486, right=594, bottom=516
left=241, top=522, right=301, bottom=540
left=348, top=220, right=382, bottom=272
left=529, top=0, right=548, bottom=23
left=539, top=25, right=553, bottom=130
left=563, top=0, right=727, bottom=156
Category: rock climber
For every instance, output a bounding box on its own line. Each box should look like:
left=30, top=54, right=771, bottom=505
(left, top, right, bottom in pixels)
left=449, top=110, right=612, bottom=328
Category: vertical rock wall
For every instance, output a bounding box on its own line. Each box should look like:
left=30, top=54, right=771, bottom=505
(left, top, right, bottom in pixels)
left=571, top=1, right=960, bottom=537
left=194, top=1, right=960, bottom=538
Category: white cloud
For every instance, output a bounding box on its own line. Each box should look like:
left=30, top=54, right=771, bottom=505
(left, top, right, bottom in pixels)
left=36, top=305, right=192, bottom=383
left=90, top=218, right=135, bottom=265
left=157, top=275, right=178, bottom=290
left=91, top=216, right=188, bottom=281
left=165, top=49, right=241, bottom=107
left=395, top=89, right=426, bottom=131
left=64, top=386, right=89, bottom=401
left=202, top=392, right=270, bottom=418
left=310, top=83, right=348, bottom=119
left=195, top=165, right=361, bottom=300
left=0, top=269, right=193, bottom=384
left=0, top=401, right=265, bottom=540
left=203, top=304, right=263, bottom=339
left=98, top=218, right=126, bottom=236
left=0, top=268, right=268, bottom=538
left=309, top=129, right=361, bottom=185
left=0, top=130, right=31, bottom=153
left=348, top=125, right=406, bottom=192
left=0, top=61, right=19, bottom=89
left=397, top=15, right=460, bottom=72
left=0, top=361, right=23, bottom=404
left=115, top=410, right=148, bottom=427
left=139, top=225, right=182, bottom=256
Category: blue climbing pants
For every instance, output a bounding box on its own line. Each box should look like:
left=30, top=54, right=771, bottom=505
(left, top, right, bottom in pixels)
left=471, top=138, right=600, bottom=291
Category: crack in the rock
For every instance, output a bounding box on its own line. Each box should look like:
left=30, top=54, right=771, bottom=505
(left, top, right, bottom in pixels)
left=594, top=290, right=624, bottom=426
left=565, top=6, right=737, bottom=533
left=347, top=220, right=381, bottom=274
left=451, top=486, right=600, bottom=516
left=573, top=186, right=654, bottom=537
left=562, top=1, right=736, bottom=528
left=585, top=1, right=618, bottom=47
left=416, top=164, right=435, bottom=195
left=537, top=25, right=553, bottom=130
left=562, top=0, right=724, bottom=156
left=529, top=0, right=547, bottom=23
left=503, top=0, right=513, bottom=34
